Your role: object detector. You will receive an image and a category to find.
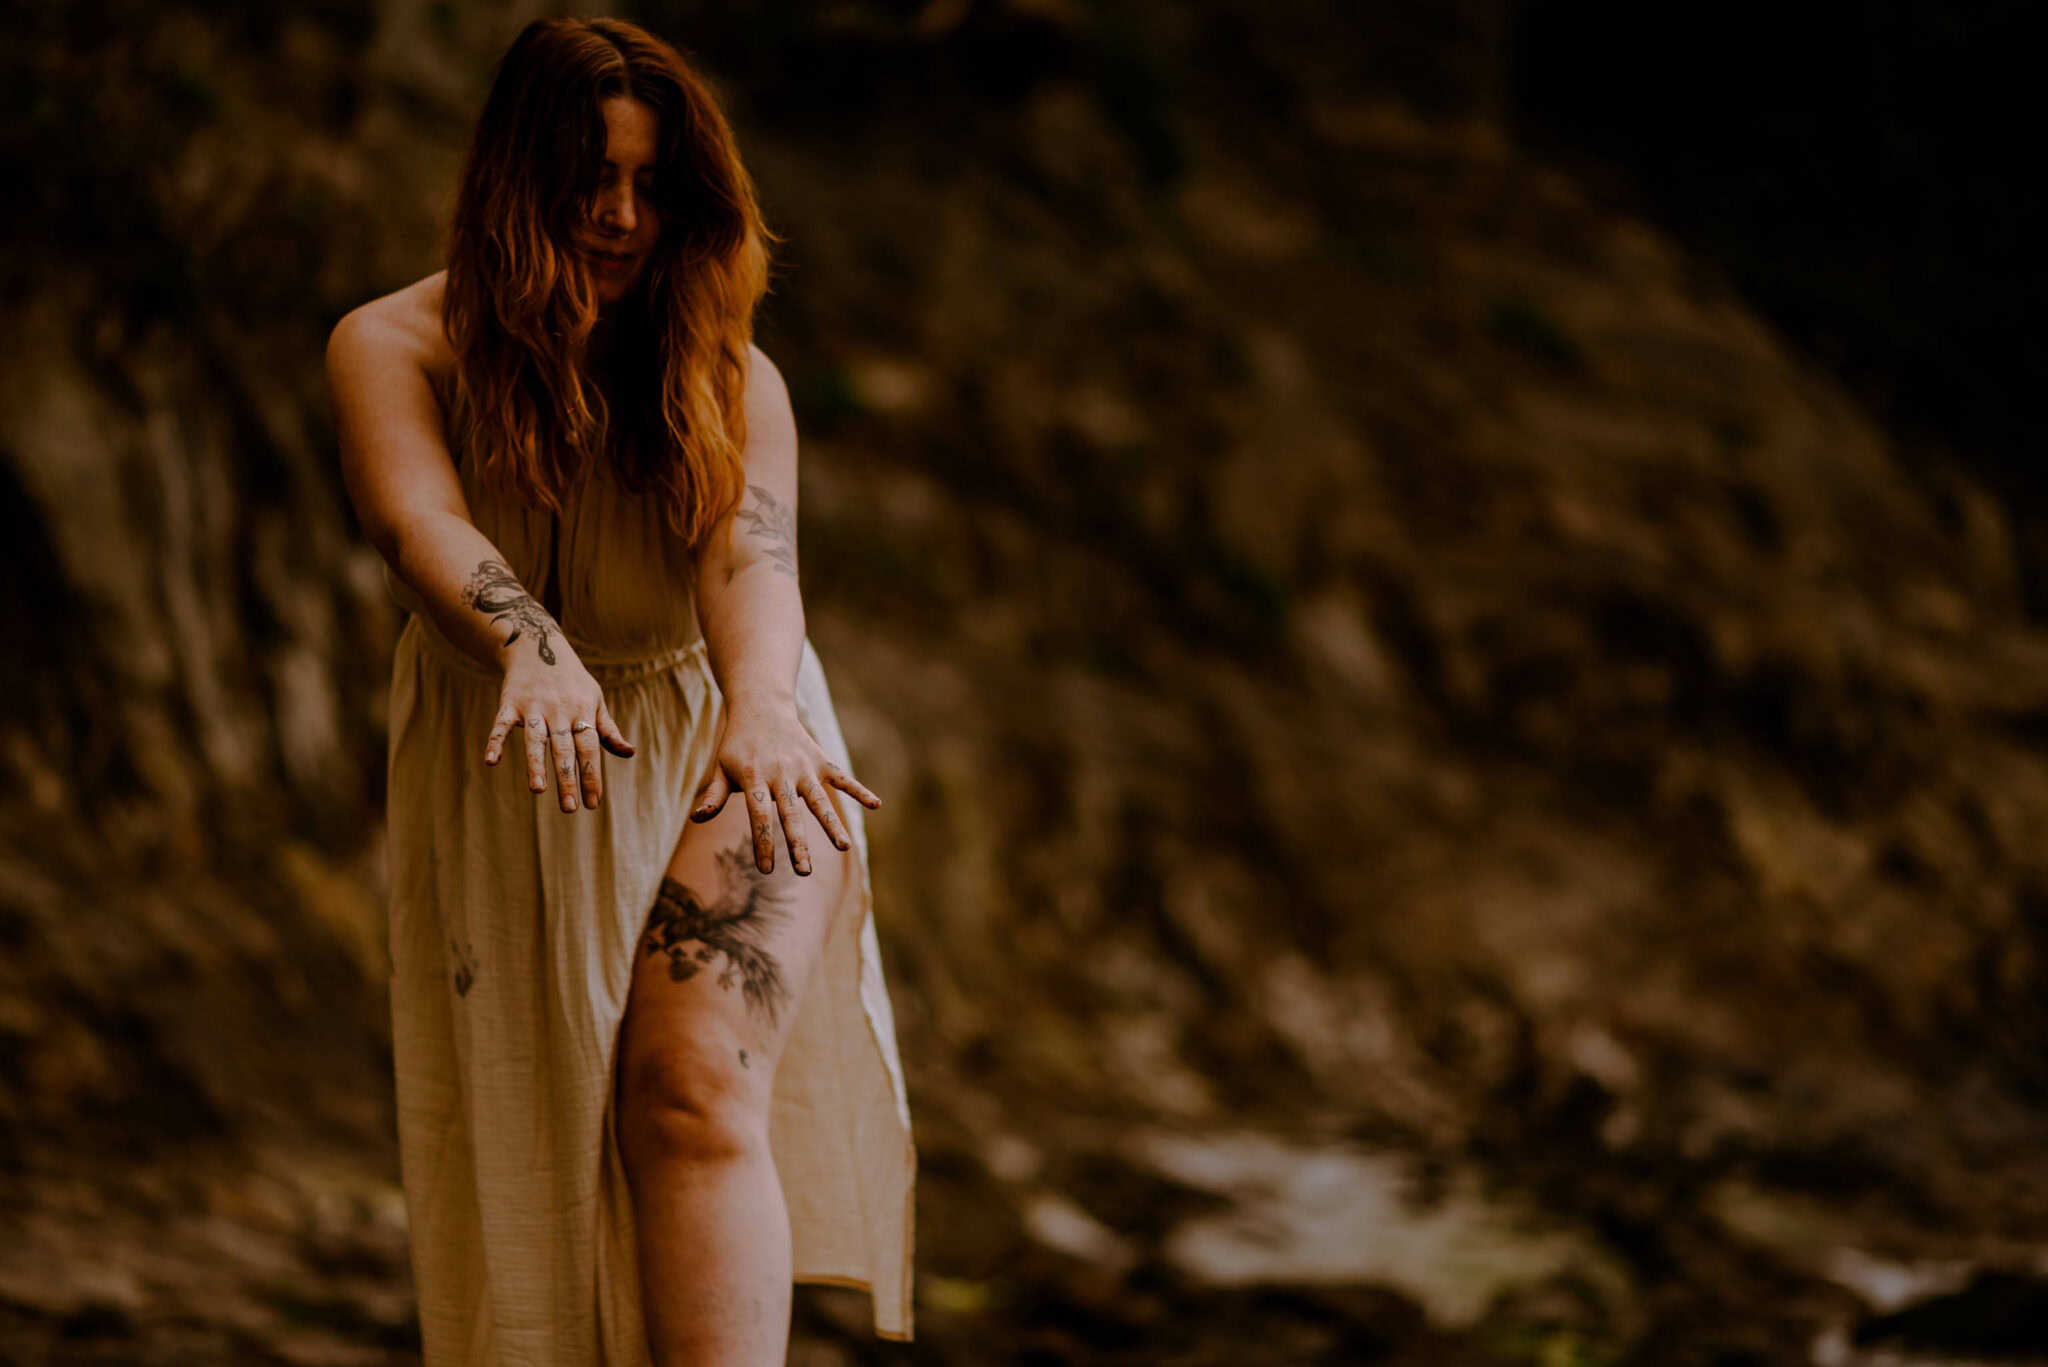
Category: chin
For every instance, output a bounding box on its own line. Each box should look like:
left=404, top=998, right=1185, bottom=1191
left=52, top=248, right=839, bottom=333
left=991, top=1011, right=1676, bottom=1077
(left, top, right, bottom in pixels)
left=592, top=271, right=647, bottom=309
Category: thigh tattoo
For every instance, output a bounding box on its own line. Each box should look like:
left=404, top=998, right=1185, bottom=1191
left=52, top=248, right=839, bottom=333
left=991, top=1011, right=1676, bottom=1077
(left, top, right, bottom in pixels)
left=640, top=838, right=794, bottom=1026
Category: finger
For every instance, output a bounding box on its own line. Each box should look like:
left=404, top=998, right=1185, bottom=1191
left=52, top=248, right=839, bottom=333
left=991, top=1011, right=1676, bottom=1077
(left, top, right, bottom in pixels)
left=691, top=766, right=730, bottom=821
left=744, top=776, right=777, bottom=874
left=821, top=762, right=881, bottom=809
left=524, top=716, right=550, bottom=793
left=485, top=703, right=520, bottom=766
left=798, top=774, right=852, bottom=851
left=573, top=719, right=604, bottom=809
left=596, top=698, right=635, bottom=758
left=774, top=778, right=812, bottom=876
left=550, top=715, right=580, bottom=811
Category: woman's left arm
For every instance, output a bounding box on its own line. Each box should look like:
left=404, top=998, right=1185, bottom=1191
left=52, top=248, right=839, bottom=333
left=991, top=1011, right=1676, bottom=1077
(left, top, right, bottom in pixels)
left=690, top=343, right=880, bottom=875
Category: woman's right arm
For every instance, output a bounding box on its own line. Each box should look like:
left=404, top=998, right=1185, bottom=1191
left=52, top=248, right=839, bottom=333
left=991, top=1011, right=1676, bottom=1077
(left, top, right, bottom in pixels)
left=326, top=305, right=549, bottom=674
left=326, top=304, right=634, bottom=809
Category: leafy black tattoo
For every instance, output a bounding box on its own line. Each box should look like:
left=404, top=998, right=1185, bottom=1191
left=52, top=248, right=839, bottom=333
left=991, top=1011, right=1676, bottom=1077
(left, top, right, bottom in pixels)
left=460, top=557, right=558, bottom=665
left=733, top=482, right=798, bottom=580
left=450, top=937, right=478, bottom=997
left=640, top=841, right=793, bottom=1025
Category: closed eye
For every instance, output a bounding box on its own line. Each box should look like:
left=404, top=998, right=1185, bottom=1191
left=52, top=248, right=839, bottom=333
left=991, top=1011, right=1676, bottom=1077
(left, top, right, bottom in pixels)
left=601, top=160, right=656, bottom=187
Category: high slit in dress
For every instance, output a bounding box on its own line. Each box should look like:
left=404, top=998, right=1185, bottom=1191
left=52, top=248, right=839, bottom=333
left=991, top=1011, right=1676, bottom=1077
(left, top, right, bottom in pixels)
left=382, top=447, right=917, bottom=1362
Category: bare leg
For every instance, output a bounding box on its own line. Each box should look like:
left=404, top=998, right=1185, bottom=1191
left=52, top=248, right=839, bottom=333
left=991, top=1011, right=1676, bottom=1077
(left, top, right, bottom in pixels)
left=614, top=796, right=849, bottom=1367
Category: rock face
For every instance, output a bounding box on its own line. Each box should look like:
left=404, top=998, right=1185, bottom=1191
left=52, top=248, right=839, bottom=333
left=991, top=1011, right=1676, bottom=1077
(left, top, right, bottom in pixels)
left=4, top=2, right=2048, bottom=1362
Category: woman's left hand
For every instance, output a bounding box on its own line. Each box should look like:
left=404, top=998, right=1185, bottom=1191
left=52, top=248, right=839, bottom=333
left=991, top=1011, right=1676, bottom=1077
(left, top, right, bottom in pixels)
left=689, top=702, right=882, bottom=875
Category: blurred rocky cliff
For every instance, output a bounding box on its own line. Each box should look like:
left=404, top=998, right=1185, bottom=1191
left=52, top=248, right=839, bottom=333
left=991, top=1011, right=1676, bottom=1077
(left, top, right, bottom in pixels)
left=4, top=2, right=2048, bottom=1362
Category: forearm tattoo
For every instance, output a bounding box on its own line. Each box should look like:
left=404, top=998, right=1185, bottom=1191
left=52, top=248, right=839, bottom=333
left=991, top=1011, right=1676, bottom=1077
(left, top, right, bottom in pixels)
left=640, top=840, right=793, bottom=1026
left=733, top=482, right=798, bottom=580
left=460, top=557, right=558, bottom=665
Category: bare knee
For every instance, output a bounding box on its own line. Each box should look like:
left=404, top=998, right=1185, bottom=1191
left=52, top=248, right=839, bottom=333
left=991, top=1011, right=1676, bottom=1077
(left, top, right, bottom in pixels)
left=616, top=1028, right=771, bottom=1170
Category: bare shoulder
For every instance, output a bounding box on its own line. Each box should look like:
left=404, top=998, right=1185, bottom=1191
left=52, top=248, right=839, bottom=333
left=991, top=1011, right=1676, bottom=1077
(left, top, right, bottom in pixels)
left=746, top=339, right=792, bottom=395
left=328, top=271, right=454, bottom=391
left=743, top=340, right=793, bottom=425
left=327, top=272, right=468, bottom=552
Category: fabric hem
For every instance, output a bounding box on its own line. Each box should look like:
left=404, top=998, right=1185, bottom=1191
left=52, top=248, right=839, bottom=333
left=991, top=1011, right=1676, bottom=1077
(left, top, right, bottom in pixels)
left=794, top=1276, right=915, bottom=1343
left=845, top=758, right=919, bottom=1343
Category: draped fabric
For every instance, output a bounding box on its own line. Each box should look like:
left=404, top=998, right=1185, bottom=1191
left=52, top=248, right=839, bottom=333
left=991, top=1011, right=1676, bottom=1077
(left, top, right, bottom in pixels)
left=382, top=452, right=916, bottom=1362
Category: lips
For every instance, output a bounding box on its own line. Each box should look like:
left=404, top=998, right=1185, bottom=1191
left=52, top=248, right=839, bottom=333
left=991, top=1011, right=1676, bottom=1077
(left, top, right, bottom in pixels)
left=586, top=247, right=635, bottom=272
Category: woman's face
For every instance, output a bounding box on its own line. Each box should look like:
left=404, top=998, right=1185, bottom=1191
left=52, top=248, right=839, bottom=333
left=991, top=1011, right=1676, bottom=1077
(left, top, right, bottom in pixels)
left=577, top=95, right=661, bottom=307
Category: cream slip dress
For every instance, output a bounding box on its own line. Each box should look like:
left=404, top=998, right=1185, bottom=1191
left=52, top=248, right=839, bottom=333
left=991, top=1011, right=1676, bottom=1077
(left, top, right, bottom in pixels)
left=382, top=443, right=917, bottom=1362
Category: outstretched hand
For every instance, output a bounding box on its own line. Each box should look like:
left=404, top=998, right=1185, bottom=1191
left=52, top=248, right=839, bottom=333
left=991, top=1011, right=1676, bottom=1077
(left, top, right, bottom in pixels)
left=691, top=704, right=880, bottom=875
left=482, top=645, right=636, bottom=813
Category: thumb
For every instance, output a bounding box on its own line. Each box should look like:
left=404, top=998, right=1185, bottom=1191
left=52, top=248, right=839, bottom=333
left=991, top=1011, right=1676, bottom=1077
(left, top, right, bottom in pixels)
left=691, top=765, right=731, bottom=821
left=596, top=698, right=635, bottom=758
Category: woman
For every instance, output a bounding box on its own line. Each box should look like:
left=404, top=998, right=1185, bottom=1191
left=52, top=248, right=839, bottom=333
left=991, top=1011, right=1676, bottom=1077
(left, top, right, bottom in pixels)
left=325, top=17, right=916, bottom=1363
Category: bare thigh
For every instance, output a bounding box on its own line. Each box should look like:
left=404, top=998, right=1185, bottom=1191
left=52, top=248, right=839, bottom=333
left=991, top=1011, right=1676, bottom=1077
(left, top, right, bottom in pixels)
left=614, top=790, right=853, bottom=1128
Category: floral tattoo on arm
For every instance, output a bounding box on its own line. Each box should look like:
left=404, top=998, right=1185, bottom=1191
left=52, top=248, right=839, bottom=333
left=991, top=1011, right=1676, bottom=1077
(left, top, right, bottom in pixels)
left=727, top=482, right=798, bottom=585
left=460, top=557, right=558, bottom=665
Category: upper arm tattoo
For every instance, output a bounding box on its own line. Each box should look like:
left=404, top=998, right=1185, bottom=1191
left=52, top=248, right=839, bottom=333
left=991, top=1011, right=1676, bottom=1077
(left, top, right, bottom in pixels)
left=460, top=557, right=559, bottom=665
left=732, top=482, right=798, bottom=580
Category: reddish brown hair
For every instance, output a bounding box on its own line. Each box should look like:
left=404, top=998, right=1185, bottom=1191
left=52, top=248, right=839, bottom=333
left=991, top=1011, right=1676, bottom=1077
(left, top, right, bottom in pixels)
left=442, top=16, right=778, bottom=548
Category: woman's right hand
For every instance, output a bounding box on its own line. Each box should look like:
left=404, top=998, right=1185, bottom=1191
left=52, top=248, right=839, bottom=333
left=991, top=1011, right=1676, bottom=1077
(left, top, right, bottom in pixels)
left=482, top=642, right=636, bottom=812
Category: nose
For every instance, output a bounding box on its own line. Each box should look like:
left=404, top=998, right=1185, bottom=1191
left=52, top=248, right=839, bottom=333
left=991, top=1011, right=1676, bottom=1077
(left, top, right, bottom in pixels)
left=595, top=182, right=636, bottom=236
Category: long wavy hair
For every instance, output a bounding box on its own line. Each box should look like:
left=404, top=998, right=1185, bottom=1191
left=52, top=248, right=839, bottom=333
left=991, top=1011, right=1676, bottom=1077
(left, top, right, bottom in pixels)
left=442, top=16, right=777, bottom=549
